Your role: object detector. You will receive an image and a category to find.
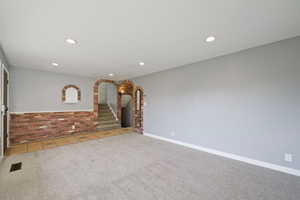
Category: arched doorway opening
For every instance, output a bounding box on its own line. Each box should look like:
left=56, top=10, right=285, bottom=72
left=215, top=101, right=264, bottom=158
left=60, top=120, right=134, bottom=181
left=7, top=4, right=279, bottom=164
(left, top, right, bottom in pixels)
left=117, top=80, right=134, bottom=128
left=93, top=79, right=144, bottom=133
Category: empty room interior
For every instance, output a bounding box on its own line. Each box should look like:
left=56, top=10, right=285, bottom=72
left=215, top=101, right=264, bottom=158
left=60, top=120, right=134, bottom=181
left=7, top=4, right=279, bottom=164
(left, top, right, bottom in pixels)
left=1, top=0, right=300, bottom=199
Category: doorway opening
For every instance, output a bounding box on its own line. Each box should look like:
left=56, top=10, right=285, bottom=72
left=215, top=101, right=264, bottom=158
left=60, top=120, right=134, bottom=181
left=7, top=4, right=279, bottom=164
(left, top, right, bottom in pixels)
left=98, top=81, right=118, bottom=119
left=121, top=94, right=133, bottom=128
left=96, top=81, right=121, bottom=131
left=1, top=63, right=9, bottom=156
left=93, top=79, right=144, bottom=133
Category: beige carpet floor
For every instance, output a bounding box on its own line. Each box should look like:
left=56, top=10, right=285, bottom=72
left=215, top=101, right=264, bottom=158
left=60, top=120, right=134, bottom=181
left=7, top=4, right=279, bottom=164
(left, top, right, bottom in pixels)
left=0, top=133, right=299, bottom=200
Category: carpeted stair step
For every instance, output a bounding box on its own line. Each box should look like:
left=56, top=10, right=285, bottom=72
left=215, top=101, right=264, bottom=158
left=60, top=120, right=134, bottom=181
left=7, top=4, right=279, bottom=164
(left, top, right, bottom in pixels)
left=99, top=105, right=110, bottom=109
left=96, top=127, right=121, bottom=131
left=96, top=124, right=121, bottom=131
left=97, top=123, right=121, bottom=129
left=99, top=112, right=114, bottom=117
left=97, top=104, right=119, bottom=130
left=99, top=119, right=120, bottom=125
left=99, top=110, right=111, bottom=114
left=99, top=116, right=115, bottom=120
left=99, top=109, right=110, bottom=113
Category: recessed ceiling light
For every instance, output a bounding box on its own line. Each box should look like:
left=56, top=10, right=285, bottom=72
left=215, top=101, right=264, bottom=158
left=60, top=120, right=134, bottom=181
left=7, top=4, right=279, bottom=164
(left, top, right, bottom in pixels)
left=139, top=62, right=145, bottom=66
left=206, top=36, right=215, bottom=42
left=65, top=38, right=77, bottom=44
left=52, top=62, right=59, bottom=67
left=109, top=73, right=114, bottom=77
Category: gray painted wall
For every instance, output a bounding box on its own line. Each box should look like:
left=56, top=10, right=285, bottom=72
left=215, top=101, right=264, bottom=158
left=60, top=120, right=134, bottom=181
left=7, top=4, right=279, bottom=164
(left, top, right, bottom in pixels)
left=99, top=83, right=108, bottom=104
left=10, top=67, right=95, bottom=112
left=134, top=36, right=300, bottom=170
left=0, top=47, right=9, bottom=69
left=106, top=83, right=117, bottom=115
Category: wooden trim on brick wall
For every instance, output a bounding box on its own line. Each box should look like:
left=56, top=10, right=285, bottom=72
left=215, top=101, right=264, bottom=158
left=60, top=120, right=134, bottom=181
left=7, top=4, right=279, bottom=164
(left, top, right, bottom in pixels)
left=11, top=109, right=93, bottom=114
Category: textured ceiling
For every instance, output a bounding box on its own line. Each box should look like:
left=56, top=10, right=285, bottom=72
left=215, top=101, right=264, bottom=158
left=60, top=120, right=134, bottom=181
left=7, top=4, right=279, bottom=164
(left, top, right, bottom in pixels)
left=1, top=0, right=300, bottom=79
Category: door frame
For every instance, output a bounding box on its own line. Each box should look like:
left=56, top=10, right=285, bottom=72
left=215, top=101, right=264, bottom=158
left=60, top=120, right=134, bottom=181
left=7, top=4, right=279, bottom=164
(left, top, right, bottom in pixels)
left=1, top=62, right=9, bottom=157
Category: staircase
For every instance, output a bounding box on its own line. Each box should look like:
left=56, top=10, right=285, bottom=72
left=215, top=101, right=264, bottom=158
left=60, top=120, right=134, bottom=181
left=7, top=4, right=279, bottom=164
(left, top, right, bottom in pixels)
left=96, top=104, right=121, bottom=131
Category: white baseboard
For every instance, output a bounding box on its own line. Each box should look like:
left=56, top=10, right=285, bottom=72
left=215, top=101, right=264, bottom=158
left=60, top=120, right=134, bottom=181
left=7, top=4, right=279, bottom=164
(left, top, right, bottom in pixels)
left=144, top=133, right=300, bottom=177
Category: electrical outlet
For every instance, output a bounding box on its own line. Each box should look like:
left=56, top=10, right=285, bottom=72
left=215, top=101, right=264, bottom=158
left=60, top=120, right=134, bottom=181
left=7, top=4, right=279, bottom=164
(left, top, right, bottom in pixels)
left=284, top=153, right=293, bottom=162
left=170, top=131, right=175, bottom=136
left=72, top=125, right=75, bottom=130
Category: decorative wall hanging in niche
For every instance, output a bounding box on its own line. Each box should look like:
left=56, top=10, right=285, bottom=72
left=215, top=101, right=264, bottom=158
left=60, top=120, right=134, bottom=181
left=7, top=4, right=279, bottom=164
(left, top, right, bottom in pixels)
left=62, top=85, right=81, bottom=103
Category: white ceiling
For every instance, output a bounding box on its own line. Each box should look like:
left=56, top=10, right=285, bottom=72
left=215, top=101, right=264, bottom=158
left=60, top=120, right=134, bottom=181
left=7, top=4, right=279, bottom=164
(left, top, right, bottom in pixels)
left=1, top=0, right=300, bottom=80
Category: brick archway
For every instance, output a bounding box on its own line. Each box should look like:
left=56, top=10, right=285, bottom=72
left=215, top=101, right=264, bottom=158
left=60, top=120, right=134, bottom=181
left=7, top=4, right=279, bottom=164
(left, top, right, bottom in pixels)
left=134, top=86, right=144, bottom=133
left=93, top=79, right=144, bottom=133
left=93, top=79, right=118, bottom=118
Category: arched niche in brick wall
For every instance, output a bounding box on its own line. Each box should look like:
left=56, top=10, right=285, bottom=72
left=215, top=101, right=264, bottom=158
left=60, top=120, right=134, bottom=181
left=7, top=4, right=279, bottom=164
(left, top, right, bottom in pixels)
left=62, top=85, right=81, bottom=103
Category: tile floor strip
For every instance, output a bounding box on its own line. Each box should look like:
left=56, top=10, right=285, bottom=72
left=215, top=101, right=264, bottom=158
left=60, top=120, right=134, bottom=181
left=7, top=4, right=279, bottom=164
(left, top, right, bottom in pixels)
left=6, top=128, right=135, bottom=156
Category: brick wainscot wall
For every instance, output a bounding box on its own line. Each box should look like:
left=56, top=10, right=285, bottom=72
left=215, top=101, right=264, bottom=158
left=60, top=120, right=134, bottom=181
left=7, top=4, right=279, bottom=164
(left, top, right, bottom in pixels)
left=10, top=80, right=144, bottom=145
left=10, top=111, right=97, bottom=144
